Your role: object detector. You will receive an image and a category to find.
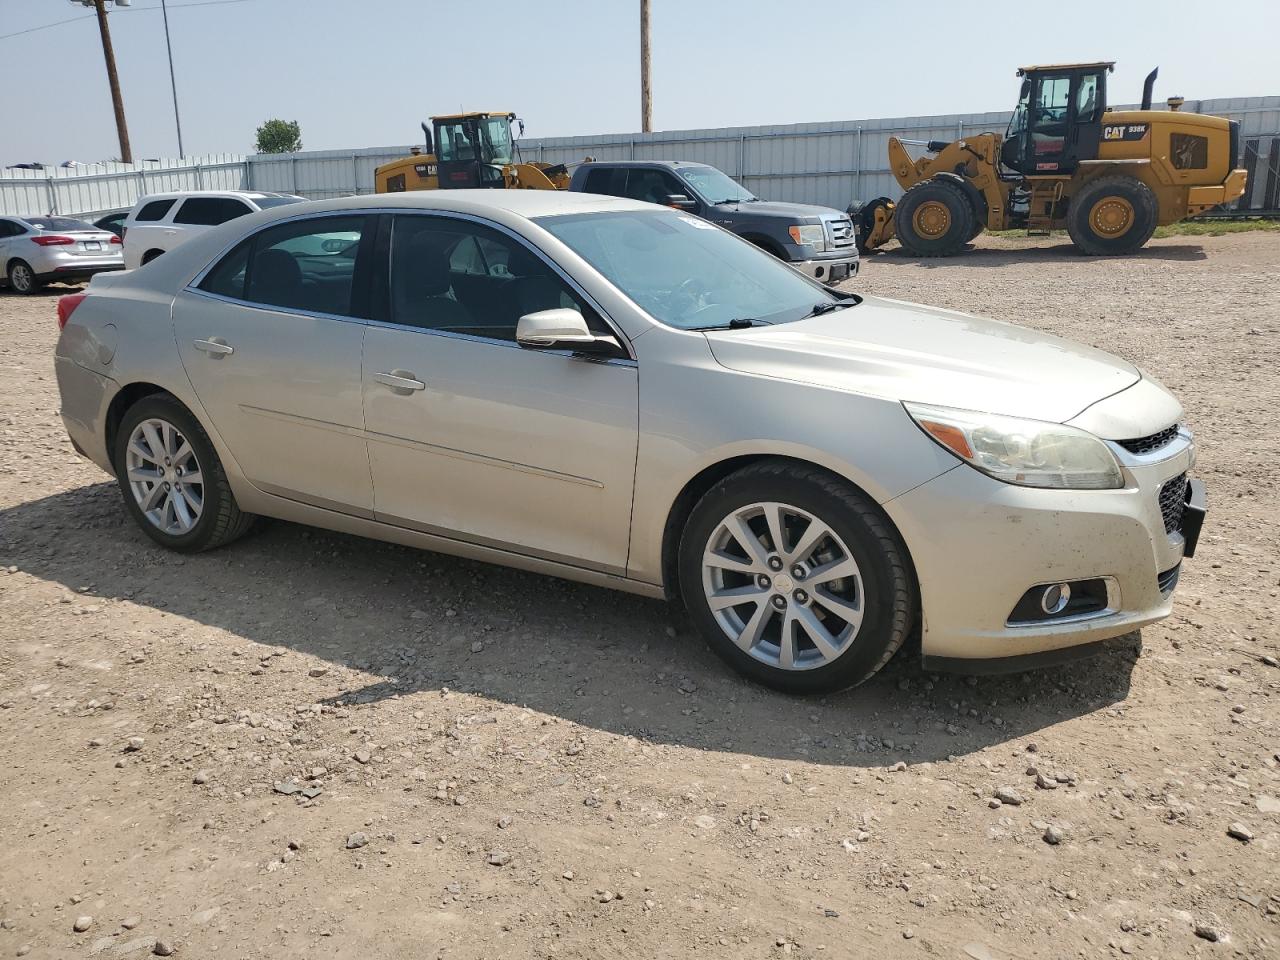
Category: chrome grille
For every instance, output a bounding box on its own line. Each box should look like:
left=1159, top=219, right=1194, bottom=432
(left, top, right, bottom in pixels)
left=826, top=218, right=855, bottom=248
left=1119, top=425, right=1179, bottom=456
left=1159, top=473, right=1188, bottom=535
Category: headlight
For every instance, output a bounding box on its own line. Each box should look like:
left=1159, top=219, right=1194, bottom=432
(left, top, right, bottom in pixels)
left=904, top=402, right=1123, bottom=490
left=787, top=223, right=826, bottom=250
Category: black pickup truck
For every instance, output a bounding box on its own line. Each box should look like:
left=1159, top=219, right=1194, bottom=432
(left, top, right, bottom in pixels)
left=568, top=160, right=859, bottom=284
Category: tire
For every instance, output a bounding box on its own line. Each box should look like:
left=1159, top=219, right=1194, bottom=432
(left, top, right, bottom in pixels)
left=7, top=259, right=42, bottom=295
left=112, top=393, right=255, bottom=553
left=893, top=179, right=976, bottom=257
left=1066, top=174, right=1158, bottom=255
left=678, top=460, right=916, bottom=694
left=141, top=249, right=165, bottom=265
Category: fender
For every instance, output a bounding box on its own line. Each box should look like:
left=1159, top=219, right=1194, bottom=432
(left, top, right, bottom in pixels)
left=932, top=172, right=989, bottom=223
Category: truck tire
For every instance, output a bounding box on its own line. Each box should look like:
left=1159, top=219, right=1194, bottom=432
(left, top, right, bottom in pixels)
left=1066, top=175, right=1159, bottom=255
left=893, top=179, right=976, bottom=257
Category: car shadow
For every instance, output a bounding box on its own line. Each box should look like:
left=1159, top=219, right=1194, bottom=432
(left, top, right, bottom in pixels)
left=866, top=241, right=1209, bottom=267
left=1, top=482, right=1139, bottom=768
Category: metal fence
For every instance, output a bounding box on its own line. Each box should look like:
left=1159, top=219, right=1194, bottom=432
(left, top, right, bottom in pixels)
left=4, top=97, right=1277, bottom=220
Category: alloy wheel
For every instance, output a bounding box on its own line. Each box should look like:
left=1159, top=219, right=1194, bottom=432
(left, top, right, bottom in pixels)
left=9, top=263, right=34, bottom=293
left=701, top=501, right=864, bottom=671
left=125, top=417, right=204, bottom=535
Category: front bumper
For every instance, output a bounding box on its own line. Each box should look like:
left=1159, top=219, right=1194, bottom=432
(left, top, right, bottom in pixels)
left=791, top=253, right=860, bottom=284
left=883, top=434, right=1200, bottom=666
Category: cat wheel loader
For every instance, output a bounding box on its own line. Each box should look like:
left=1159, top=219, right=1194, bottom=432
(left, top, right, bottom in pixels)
left=375, top=112, right=570, bottom=194
left=852, top=63, right=1249, bottom=257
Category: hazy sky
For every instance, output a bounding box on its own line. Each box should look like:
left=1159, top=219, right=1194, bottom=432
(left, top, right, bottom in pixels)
left=2, top=0, right=1277, bottom=166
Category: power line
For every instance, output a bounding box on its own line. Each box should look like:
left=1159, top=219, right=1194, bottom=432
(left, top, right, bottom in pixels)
left=0, top=0, right=256, bottom=42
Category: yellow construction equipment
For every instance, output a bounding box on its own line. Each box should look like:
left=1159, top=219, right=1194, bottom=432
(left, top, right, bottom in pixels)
left=854, top=64, right=1248, bottom=256
left=374, top=112, right=570, bottom=194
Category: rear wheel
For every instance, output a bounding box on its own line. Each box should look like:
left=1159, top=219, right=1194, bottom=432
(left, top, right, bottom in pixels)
left=893, top=179, right=976, bottom=257
left=1067, top=175, right=1158, bottom=255
left=113, top=394, right=255, bottom=553
left=7, top=260, right=41, bottom=295
left=678, top=461, right=915, bottom=694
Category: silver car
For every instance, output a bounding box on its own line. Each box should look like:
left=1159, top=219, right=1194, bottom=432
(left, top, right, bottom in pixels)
left=53, top=191, right=1203, bottom=692
left=1, top=215, right=124, bottom=294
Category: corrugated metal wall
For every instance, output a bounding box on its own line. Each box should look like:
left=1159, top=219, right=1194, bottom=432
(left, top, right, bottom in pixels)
left=3, top=97, right=1276, bottom=219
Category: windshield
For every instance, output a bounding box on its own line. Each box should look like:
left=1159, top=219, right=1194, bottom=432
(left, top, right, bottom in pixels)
left=25, top=216, right=96, bottom=231
left=677, top=166, right=756, bottom=204
left=436, top=117, right=514, bottom=165
left=536, top=210, right=847, bottom=330
left=1007, top=80, right=1030, bottom=138
left=252, top=196, right=305, bottom=210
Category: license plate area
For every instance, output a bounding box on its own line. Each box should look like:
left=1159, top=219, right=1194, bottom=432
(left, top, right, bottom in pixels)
left=83, top=241, right=101, bottom=252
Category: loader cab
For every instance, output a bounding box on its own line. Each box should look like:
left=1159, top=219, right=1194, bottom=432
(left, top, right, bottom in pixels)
left=1002, top=63, right=1112, bottom=175
left=433, top=112, right=519, bottom=189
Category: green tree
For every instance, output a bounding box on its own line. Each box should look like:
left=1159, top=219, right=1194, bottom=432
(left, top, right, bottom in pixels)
left=254, top=119, right=302, bottom=154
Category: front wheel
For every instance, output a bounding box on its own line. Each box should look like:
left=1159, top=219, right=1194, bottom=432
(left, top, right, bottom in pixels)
left=893, top=179, right=976, bottom=257
left=7, top=260, right=41, bottom=295
left=113, top=394, right=255, bottom=552
left=678, top=461, right=916, bottom=694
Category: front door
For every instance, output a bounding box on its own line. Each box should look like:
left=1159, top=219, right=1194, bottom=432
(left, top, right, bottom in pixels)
left=362, top=212, right=638, bottom=573
left=174, top=213, right=377, bottom=514
left=1012, top=68, right=1109, bottom=174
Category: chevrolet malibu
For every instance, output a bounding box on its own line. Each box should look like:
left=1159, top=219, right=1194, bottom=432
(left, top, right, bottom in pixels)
left=54, top=191, right=1203, bottom=693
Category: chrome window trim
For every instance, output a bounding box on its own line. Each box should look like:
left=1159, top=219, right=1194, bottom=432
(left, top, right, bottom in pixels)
left=184, top=205, right=636, bottom=362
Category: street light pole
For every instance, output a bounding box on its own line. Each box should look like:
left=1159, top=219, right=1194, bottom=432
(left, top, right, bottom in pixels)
left=89, top=0, right=132, bottom=163
left=160, top=0, right=185, bottom=158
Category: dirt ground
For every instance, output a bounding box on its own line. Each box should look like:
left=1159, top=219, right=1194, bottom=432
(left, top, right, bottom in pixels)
left=1, top=232, right=1277, bottom=960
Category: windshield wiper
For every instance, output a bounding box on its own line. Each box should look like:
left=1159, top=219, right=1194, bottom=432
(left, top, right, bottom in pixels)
left=690, top=317, right=768, bottom=331
left=716, top=197, right=754, bottom=205
left=806, top=301, right=853, bottom=317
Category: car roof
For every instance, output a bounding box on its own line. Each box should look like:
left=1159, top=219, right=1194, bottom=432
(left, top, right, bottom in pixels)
left=579, top=160, right=710, bottom=170
left=129, top=190, right=298, bottom=204
left=256, top=189, right=656, bottom=219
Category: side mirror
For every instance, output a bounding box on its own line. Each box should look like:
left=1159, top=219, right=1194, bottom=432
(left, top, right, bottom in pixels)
left=664, top=193, right=698, bottom=211
left=516, top=308, right=623, bottom=358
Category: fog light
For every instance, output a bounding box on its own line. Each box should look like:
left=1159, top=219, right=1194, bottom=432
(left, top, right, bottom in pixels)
left=1040, top=582, right=1071, bottom=615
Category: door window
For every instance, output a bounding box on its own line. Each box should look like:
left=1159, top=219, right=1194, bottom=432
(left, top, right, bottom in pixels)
left=1031, top=74, right=1072, bottom=159
left=388, top=215, right=600, bottom=342
left=175, top=197, right=253, bottom=226
left=623, top=169, right=683, bottom=205
left=0, top=220, right=22, bottom=238
left=581, top=167, right=625, bottom=196
left=197, top=214, right=369, bottom=316
left=135, top=198, right=177, bottom=222
left=1076, top=74, right=1101, bottom=123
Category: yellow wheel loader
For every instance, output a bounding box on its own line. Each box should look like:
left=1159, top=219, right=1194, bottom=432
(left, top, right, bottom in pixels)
left=853, top=64, right=1249, bottom=256
left=374, top=112, right=570, bottom=194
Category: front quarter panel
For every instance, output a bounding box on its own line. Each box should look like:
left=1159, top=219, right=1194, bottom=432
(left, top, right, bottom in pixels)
left=627, top=327, right=959, bottom=584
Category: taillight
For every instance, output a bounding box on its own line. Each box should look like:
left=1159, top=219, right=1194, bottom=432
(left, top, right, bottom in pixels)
left=57, top=293, right=87, bottom=330
left=32, top=235, right=75, bottom=246
left=110, top=235, right=122, bottom=245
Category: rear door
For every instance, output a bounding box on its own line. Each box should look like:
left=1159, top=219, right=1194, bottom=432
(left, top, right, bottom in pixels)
left=0, top=219, right=21, bottom=274
left=173, top=212, right=376, bottom=514
left=361, top=212, right=638, bottom=573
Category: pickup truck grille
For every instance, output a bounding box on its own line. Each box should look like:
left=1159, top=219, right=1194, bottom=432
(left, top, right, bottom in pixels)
left=826, top=218, right=855, bottom=249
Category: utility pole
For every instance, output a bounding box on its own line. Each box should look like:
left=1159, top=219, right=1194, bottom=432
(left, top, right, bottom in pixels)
left=82, top=0, right=133, bottom=163
left=160, top=0, right=185, bottom=158
left=640, top=0, right=652, bottom=133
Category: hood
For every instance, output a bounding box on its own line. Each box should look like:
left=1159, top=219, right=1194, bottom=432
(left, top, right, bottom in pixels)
left=704, top=296, right=1141, bottom=424
left=713, top=199, right=846, bottom=221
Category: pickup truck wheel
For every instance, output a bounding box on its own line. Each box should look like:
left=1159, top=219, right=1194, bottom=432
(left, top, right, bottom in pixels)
left=1066, top=175, right=1158, bottom=255
left=893, top=179, right=976, bottom=257
left=678, top=460, right=916, bottom=694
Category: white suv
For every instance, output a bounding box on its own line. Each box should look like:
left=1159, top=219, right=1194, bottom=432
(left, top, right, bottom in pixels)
left=122, top=191, right=304, bottom=269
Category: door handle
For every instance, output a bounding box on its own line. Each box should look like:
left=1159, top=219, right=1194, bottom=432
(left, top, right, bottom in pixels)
left=373, top=370, right=426, bottom=393
left=193, top=338, right=234, bottom=357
